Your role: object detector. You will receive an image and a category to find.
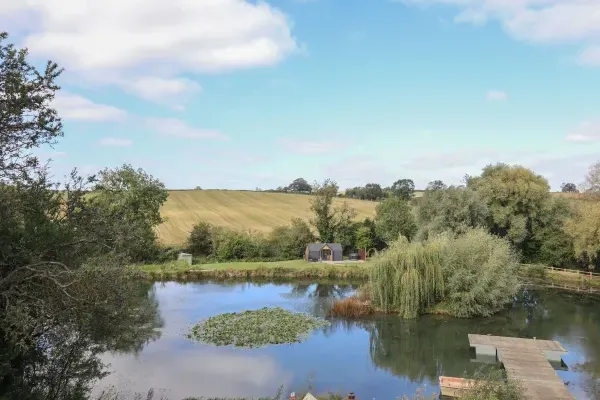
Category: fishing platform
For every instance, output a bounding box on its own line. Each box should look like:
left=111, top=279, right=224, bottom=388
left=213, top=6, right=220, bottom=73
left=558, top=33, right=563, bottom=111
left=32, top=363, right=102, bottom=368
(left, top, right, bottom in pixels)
left=440, top=334, right=573, bottom=399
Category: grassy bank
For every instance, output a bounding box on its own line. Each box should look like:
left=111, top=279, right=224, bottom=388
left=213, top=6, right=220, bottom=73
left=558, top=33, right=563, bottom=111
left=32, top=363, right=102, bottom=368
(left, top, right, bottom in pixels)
left=137, top=259, right=371, bottom=281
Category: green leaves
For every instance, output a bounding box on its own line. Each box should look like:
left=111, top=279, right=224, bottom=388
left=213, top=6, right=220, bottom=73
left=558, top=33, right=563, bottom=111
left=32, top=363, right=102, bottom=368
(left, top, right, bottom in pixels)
left=374, top=197, right=417, bottom=244
left=187, top=307, right=330, bottom=348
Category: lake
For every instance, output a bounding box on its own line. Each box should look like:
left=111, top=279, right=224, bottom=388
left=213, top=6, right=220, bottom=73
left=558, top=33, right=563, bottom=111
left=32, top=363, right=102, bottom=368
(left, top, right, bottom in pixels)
left=93, top=281, right=600, bottom=400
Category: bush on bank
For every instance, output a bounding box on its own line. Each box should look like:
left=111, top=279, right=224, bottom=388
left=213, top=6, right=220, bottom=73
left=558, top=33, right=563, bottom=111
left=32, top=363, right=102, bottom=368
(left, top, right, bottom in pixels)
left=370, top=228, right=520, bottom=318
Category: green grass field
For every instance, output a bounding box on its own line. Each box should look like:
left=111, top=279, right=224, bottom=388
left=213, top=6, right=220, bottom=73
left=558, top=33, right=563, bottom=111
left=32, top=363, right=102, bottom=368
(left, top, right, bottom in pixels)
left=138, top=259, right=372, bottom=280
left=156, top=190, right=379, bottom=245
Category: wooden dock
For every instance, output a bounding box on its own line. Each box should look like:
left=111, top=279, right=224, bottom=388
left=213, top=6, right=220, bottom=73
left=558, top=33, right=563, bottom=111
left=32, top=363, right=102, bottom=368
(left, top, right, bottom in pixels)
left=468, top=334, right=573, bottom=400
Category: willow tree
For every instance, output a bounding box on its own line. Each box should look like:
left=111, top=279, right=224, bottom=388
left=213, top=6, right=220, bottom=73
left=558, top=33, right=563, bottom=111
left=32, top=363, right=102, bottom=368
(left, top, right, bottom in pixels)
left=371, top=228, right=520, bottom=319
left=370, top=237, right=445, bottom=318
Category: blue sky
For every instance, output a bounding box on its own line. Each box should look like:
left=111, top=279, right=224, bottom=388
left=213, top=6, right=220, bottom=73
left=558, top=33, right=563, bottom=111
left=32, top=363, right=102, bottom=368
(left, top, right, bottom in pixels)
left=4, top=0, right=600, bottom=190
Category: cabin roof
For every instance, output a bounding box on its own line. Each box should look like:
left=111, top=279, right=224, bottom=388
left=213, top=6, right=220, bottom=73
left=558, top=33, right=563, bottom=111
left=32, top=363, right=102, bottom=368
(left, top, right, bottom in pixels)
left=307, top=243, right=342, bottom=252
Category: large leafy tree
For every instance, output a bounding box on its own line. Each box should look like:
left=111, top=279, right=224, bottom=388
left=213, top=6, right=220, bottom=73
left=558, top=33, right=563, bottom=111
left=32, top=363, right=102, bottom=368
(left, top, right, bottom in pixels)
left=565, top=201, right=600, bottom=270
left=390, top=178, right=415, bottom=200
left=0, top=32, right=63, bottom=181
left=467, top=163, right=552, bottom=257
left=561, top=182, right=578, bottom=193
left=415, top=186, right=489, bottom=240
left=286, top=177, right=312, bottom=193
left=310, top=179, right=339, bottom=242
left=310, top=179, right=357, bottom=244
left=91, top=164, right=168, bottom=261
left=582, top=161, right=600, bottom=196
left=426, top=180, right=447, bottom=191
left=374, top=197, right=417, bottom=243
left=0, top=32, right=162, bottom=399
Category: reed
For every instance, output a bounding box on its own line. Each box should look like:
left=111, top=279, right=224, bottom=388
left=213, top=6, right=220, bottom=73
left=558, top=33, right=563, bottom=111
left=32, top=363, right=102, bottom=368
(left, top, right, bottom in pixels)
left=330, top=297, right=373, bottom=318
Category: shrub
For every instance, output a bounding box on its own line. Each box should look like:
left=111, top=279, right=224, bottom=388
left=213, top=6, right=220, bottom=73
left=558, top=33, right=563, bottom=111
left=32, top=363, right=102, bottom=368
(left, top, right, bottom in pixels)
left=187, top=221, right=214, bottom=256
left=439, top=228, right=520, bottom=318
left=268, top=218, right=315, bottom=259
left=459, top=369, right=526, bottom=400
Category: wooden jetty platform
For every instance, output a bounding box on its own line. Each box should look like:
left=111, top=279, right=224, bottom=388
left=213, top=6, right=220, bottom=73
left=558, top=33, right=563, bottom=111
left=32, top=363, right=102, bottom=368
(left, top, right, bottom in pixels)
left=468, top=334, right=574, bottom=400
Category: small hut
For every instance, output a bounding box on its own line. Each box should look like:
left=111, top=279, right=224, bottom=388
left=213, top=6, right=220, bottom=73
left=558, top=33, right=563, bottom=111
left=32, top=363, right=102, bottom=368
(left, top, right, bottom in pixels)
left=305, top=243, right=343, bottom=262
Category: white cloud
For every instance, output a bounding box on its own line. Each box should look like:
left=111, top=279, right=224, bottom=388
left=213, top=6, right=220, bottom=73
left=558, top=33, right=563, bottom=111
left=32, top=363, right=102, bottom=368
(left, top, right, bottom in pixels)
left=147, top=118, right=227, bottom=140
left=98, top=137, right=133, bottom=147
left=121, top=76, right=201, bottom=108
left=578, top=45, right=600, bottom=66
left=277, top=138, right=346, bottom=155
left=3, top=0, right=297, bottom=78
left=399, top=0, right=600, bottom=65
left=486, top=90, right=508, bottom=101
left=52, top=92, right=127, bottom=122
left=566, top=119, right=600, bottom=142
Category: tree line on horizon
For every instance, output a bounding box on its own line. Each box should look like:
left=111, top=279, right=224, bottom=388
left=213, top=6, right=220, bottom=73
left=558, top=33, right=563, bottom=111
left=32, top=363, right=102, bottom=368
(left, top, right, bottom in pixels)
left=254, top=176, right=583, bottom=201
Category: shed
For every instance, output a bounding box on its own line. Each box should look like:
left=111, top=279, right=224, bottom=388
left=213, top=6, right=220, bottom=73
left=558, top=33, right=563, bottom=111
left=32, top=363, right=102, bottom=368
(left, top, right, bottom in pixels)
left=305, top=243, right=343, bottom=262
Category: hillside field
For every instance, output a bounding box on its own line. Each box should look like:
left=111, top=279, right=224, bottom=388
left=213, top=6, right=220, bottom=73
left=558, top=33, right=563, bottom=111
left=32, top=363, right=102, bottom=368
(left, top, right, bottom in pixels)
left=155, top=190, right=579, bottom=245
left=156, top=190, right=378, bottom=245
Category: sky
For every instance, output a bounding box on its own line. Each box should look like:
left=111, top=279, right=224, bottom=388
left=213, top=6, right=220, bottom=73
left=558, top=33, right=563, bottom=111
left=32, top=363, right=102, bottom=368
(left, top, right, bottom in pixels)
left=3, top=0, right=600, bottom=190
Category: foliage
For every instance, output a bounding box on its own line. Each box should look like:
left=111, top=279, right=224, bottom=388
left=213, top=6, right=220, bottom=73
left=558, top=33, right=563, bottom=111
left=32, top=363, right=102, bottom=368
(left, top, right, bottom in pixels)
left=0, top=32, right=63, bottom=182
left=332, top=202, right=358, bottom=250
left=438, top=228, right=520, bottom=318
left=310, top=179, right=339, bottom=242
left=355, top=226, right=374, bottom=250
left=561, top=182, right=578, bottom=193
left=310, top=179, right=357, bottom=244
left=459, top=369, right=526, bottom=400
left=582, top=161, right=600, bottom=196
left=391, top=179, right=415, bottom=200
left=374, top=197, right=417, bottom=243
left=91, top=164, right=169, bottom=262
left=211, top=228, right=272, bottom=261
left=526, top=197, right=575, bottom=266
left=187, top=221, right=214, bottom=256
left=370, top=229, right=519, bottom=318
left=187, top=307, right=329, bottom=348
left=345, top=183, right=385, bottom=200
left=426, top=180, right=447, bottom=191
left=564, top=201, right=600, bottom=269
left=370, top=237, right=445, bottom=318
left=269, top=218, right=316, bottom=259
left=0, top=32, right=163, bottom=399
left=468, top=163, right=552, bottom=255
left=186, top=219, right=316, bottom=261
left=415, top=186, right=489, bottom=241
left=286, top=178, right=312, bottom=193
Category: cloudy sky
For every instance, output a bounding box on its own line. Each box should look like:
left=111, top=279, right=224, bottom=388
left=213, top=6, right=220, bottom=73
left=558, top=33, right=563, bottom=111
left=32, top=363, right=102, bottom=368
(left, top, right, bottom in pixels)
left=4, top=0, right=600, bottom=190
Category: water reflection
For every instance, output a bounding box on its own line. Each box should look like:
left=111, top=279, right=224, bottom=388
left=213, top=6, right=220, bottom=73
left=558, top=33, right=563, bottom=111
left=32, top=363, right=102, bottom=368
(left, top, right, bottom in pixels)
left=93, top=281, right=600, bottom=400
left=0, top=280, right=163, bottom=400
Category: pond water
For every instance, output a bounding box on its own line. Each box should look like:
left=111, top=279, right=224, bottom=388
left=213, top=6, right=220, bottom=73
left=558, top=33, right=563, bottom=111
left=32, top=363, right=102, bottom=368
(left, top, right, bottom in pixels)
left=94, top=281, right=600, bottom=400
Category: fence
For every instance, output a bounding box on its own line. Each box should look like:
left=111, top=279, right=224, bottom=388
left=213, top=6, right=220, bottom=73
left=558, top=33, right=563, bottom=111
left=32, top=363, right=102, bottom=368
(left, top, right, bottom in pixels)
left=520, top=264, right=600, bottom=294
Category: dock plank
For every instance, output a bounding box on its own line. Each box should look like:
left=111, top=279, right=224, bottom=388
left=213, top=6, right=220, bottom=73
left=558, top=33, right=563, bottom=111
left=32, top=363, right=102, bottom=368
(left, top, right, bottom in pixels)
left=468, top=334, right=573, bottom=400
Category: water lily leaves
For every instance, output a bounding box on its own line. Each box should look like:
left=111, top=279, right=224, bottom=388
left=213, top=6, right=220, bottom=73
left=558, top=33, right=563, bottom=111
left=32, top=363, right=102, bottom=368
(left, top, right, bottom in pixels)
left=187, top=307, right=330, bottom=348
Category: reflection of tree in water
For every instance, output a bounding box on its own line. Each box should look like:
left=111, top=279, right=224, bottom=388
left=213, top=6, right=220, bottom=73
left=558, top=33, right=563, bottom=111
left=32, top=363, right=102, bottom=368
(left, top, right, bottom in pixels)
left=0, top=280, right=163, bottom=399
left=328, top=289, right=600, bottom=388
left=284, top=283, right=358, bottom=319
left=366, top=316, right=478, bottom=382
